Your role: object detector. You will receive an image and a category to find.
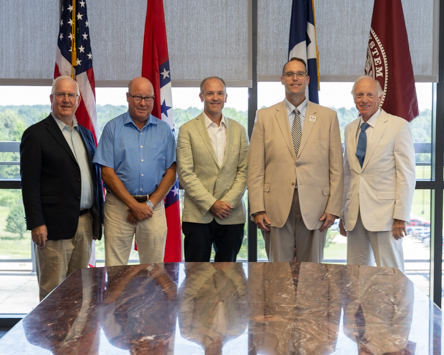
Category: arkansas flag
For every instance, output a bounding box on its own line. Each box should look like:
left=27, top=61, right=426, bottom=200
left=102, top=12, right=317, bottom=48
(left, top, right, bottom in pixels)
left=365, top=0, right=419, bottom=122
left=54, top=0, right=98, bottom=267
left=142, top=0, right=182, bottom=262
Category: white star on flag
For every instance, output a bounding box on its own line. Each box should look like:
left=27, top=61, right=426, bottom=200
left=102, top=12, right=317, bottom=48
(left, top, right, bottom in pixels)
left=161, top=68, right=170, bottom=79
left=78, top=45, right=85, bottom=53
left=67, top=4, right=73, bottom=12
left=171, top=186, right=179, bottom=196
left=76, top=58, right=82, bottom=66
left=82, top=33, right=88, bottom=40
left=87, top=52, right=92, bottom=60
left=79, top=1, right=85, bottom=7
left=77, top=13, right=83, bottom=20
left=68, top=19, right=73, bottom=26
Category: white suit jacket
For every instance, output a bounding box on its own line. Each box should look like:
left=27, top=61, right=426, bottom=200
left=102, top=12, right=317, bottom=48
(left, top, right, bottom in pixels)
left=177, top=113, right=249, bottom=225
left=341, top=110, right=416, bottom=232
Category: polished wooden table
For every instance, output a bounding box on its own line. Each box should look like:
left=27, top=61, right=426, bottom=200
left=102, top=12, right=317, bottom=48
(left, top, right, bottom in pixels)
left=0, top=262, right=441, bottom=354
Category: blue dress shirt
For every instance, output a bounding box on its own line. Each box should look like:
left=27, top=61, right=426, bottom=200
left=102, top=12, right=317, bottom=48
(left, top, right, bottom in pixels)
left=93, top=112, right=176, bottom=195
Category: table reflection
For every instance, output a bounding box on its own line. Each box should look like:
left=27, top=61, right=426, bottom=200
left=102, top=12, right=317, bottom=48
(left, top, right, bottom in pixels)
left=0, top=262, right=435, bottom=355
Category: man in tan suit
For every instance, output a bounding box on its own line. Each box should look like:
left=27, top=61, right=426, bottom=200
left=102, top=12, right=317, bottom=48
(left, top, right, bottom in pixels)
left=340, top=76, right=415, bottom=272
left=248, top=57, right=343, bottom=262
left=177, top=76, right=249, bottom=261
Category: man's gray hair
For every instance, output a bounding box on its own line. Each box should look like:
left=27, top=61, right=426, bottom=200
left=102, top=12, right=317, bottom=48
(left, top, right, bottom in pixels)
left=51, top=76, right=80, bottom=96
left=351, top=75, right=383, bottom=97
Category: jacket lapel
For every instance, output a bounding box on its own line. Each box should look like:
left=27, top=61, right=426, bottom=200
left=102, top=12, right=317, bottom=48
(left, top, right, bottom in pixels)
left=361, top=110, right=389, bottom=170
left=45, top=116, right=77, bottom=163
left=275, top=101, right=296, bottom=160
left=347, top=118, right=361, bottom=171
left=220, top=117, right=231, bottom=169
left=195, top=113, right=220, bottom=167
left=298, top=101, right=316, bottom=156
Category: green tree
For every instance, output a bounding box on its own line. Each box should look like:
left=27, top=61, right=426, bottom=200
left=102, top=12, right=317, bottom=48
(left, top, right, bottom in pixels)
left=5, top=204, right=27, bottom=239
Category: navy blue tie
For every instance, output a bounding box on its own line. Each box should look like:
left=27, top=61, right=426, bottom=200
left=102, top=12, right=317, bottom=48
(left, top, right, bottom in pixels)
left=356, top=123, right=370, bottom=167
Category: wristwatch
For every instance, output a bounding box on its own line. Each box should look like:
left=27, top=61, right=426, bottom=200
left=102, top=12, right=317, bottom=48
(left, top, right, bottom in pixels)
left=146, top=200, right=154, bottom=209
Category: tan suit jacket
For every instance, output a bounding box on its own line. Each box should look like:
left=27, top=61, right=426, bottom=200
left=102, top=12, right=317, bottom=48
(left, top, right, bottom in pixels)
left=177, top=113, right=249, bottom=225
left=248, top=100, right=343, bottom=229
left=341, top=110, right=415, bottom=232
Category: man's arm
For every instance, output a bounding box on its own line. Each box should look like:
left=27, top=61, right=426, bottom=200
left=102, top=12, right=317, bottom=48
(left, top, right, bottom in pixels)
left=101, top=166, right=153, bottom=222
left=320, top=112, right=343, bottom=231
left=392, top=122, right=416, bottom=238
left=248, top=112, right=267, bottom=216
left=340, top=126, right=351, bottom=236
left=148, top=163, right=177, bottom=206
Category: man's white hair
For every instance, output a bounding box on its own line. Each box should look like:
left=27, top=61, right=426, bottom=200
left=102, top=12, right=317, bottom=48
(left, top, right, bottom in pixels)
left=51, top=76, right=80, bottom=96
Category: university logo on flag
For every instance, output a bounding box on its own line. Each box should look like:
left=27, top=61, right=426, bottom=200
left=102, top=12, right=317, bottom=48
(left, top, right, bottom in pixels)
left=365, top=0, right=418, bottom=122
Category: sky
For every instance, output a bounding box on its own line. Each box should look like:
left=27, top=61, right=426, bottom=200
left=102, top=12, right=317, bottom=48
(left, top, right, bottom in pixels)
left=0, top=82, right=432, bottom=111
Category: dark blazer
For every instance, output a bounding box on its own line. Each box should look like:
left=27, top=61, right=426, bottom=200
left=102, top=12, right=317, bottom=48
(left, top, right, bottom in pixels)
left=20, top=114, right=104, bottom=240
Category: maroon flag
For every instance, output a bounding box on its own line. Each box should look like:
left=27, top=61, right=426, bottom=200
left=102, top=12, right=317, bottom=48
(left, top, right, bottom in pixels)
left=54, top=0, right=98, bottom=267
left=365, top=0, right=419, bottom=122
left=142, top=0, right=182, bottom=262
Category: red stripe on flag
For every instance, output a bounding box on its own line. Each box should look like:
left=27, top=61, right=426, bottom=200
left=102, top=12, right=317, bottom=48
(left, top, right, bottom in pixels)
left=142, top=0, right=182, bottom=262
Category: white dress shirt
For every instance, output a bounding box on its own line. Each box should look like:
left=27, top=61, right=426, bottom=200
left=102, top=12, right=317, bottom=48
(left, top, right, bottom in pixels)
left=356, top=108, right=381, bottom=143
left=204, top=113, right=227, bottom=167
left=52, top=113, right=94, bottom=210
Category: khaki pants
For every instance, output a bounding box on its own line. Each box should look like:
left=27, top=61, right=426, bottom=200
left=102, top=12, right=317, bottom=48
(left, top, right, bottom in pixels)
left=104, top=192, right=167, bottom=266
left=347, top=213, right=405, bottom=272
left=34, top=212, right=93, bottom=301
left=263, top=189, right=326, bottom=263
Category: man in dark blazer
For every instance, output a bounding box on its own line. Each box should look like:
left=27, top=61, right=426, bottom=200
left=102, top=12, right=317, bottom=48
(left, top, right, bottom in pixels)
left=20, top=76, right=103, bottom=301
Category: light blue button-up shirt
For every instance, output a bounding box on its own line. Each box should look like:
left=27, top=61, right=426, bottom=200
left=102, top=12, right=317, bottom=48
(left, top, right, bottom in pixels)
left=93, top=111, right=176, bottom=195
left=52, top=113, right=94, bottom=210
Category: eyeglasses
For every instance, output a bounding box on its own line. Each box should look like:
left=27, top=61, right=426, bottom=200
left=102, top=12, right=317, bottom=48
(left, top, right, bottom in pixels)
left=283, top=71, right=307, bottom=79
left=128, top=93, right=155, bottom=104
left=54, top=92, right=79, bottom=100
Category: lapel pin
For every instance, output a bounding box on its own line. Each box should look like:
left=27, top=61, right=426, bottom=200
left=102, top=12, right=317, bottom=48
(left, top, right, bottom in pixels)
left=309, top=115, right=316, bottom=122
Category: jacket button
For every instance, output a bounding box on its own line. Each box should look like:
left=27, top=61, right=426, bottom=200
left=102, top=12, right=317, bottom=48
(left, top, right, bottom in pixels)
left=291, top=182, right=295, bottom=186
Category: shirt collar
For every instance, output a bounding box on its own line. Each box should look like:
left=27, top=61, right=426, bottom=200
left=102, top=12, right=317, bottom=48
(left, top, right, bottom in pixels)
left=51, top=112, right=78, bottom=131
left=359, top=108, right=381, bottom=128
left=204, top=112, right=226, bottom=128
left=285, top=97, right=308, bottom=117
left=124, top=111, right=158, bottom=129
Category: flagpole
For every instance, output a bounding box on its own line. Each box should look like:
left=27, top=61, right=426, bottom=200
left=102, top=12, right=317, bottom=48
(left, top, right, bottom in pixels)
left=71, top=0, right=76, bottom=78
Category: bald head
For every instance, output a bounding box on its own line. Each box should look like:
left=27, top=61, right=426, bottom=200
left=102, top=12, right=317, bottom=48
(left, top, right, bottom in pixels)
left=126, top=77, right=155, bottom=127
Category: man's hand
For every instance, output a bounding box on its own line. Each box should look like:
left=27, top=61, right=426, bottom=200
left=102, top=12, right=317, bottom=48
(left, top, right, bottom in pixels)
left=210, top=200, right=233, bottom=219
left=32, top=225, right=48, bottom=248
left=339, top=219, right=347, bottom=237
left=254, top=212, right=271, bottom=232
left=129, top=202, right=154, bottom=222
left=319, top=213, right=337, bottom=232
left=393, top=219, right=407, bottom=240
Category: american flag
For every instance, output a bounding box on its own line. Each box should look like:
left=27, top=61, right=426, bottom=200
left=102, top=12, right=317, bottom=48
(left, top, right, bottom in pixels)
left=54, top=0, right=98, bottom=266
left=142, top=0, right=182, bottom=262
left=288, top=0, right=320, bottom=104
left=54, top=0, right=98, bottom=143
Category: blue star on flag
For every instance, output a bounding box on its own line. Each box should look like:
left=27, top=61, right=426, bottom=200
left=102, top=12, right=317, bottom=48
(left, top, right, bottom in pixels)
left=161, top=100, right=172, bottom=117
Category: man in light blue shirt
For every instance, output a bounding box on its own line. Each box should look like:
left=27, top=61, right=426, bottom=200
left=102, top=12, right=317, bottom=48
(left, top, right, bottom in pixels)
left=94, top=77, right=176, bottom=266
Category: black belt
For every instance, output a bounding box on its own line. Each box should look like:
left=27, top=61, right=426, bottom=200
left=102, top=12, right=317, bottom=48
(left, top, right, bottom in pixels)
left=133, top=195, right=148, bottom=203
left=106, top=189, right=148, bottom=203
left=80, top=209, right=90, bottom=216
